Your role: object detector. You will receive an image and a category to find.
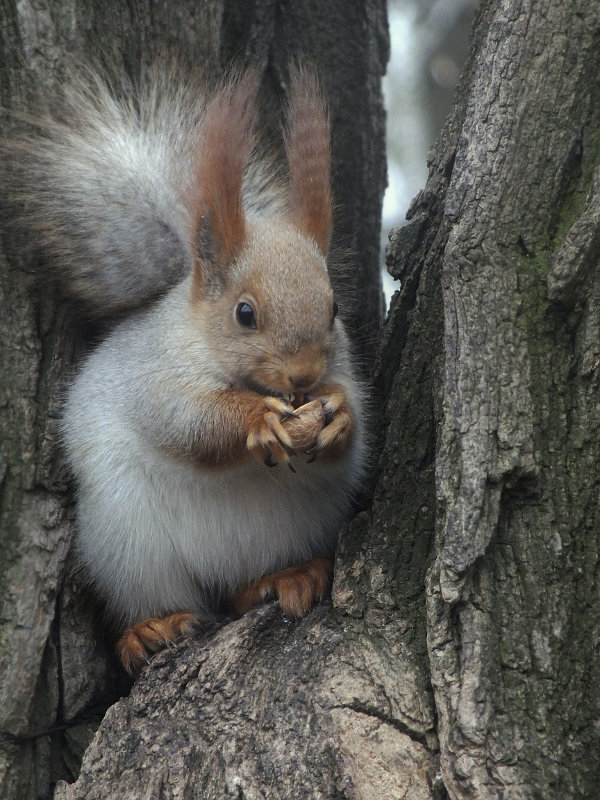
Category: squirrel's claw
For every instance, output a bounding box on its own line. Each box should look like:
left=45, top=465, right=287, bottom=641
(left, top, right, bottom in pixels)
left=263, top=396, right=297, bottom=417
left=305, top=445, right=319, bottom=463
left=117, top=612, right=197, bottom=675
left=232, top=556, right=334, bottom=617
left=246, top=397, right=296, bottom=466
left=304, top=389, right=352, bottom=456
left=316, top=408, right=352, bottom=453
left=246, top=391, right=351, bottom=467
left=319, top=391, right=345, bottom=416
left=264, top=411, right=295, bottom=452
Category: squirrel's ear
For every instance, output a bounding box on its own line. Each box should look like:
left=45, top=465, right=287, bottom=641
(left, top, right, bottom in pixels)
left=190, top=70, right=259, bottom=291
left=284, top=64, right=332, bottom=257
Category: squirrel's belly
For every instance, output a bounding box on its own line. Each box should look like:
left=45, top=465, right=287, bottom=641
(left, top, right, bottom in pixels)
left=74, top=440, right=353, bottom=623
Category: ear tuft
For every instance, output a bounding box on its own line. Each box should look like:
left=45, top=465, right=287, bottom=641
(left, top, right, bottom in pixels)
left=284, top=64, right=333, bottom=256
left=191, top=69, right=259, bottom=289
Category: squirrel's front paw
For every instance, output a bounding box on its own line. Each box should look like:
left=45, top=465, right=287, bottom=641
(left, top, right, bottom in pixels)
left=245, top=396, right=299, bottom=466
left=309, top=389, right=353, bottom=458
left=245, top=391, right=349, bottom=466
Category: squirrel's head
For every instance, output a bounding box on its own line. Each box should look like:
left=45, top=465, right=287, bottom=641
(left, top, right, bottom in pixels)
left=186, top=64, right=339, bottom=396
left=195, top=220, right=338, bottom=396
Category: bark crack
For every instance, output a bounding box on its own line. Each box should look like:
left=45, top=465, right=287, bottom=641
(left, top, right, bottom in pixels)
left=330, top=702, right=435, bottom=751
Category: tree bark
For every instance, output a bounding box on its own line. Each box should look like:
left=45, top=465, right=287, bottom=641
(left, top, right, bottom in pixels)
left=393, top=0, right=600, bottom=796
left=0, top=3, right=387, bottom=799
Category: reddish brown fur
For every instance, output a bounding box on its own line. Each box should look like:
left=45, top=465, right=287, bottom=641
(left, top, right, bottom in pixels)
left=284, top=66, right=333, bottom=256
left=185, top=383, right=349, bottom=470
left=191, top=72, right=259, bottom=292
left=232, top=556, right=333, bottom=617
left=186, top=388, right=279, bottom=469
left=311, top=382, right=354, bottom=457
left=186, top=389, right=301, bottom=469
left=118, top=612, right=197, bottom=674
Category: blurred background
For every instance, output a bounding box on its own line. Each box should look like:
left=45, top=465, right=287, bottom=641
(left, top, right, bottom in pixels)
left=383, top=0, right=479, bottom=300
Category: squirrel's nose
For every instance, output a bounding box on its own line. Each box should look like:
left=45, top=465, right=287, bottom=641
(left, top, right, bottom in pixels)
left=289, top=374, right=316, bottom=392
left=284, top=342, right=326, bottom=392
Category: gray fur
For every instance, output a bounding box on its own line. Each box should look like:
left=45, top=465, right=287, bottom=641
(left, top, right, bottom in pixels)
left=6, top=66, right=285, bottom=316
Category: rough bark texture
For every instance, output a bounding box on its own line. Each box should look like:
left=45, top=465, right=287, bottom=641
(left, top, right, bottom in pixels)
left=0, top=3, right=387, bottom=799
left=390, top=0, right=600, bottom=797
left=53, top=608, right=439, bottom=800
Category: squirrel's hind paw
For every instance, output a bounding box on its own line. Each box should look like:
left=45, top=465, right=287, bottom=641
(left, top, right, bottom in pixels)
left=117, top=611, right=197, bottom=674
left=232, top=556, right=333, bottom=618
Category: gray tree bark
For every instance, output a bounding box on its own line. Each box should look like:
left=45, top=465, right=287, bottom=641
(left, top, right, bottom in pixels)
left=0, top=3, right=387, bottom=799
left=391, top=0, right=600, bottom=796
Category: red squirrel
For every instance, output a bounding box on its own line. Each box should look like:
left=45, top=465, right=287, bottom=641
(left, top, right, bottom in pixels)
left=8, top=64, right=367, bottom=673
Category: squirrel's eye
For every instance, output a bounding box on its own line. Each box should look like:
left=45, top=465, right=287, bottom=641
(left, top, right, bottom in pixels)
left=236, top=302, right=257, bottom=329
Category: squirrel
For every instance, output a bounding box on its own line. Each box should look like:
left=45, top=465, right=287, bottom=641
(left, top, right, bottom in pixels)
left=7, top=63, right=367, bottom=673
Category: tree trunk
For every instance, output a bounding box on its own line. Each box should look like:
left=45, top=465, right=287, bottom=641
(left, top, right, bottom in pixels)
left=0, top=3, right=387, bottom=799
left=391, top=0, right=600, bottom=796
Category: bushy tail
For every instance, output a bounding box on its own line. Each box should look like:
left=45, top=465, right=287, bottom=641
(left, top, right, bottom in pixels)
left=5, top=66, right=213, bottom=317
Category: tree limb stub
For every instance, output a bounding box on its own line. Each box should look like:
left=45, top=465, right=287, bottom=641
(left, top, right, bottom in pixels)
left=54, top=607, right=439, bottom=800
